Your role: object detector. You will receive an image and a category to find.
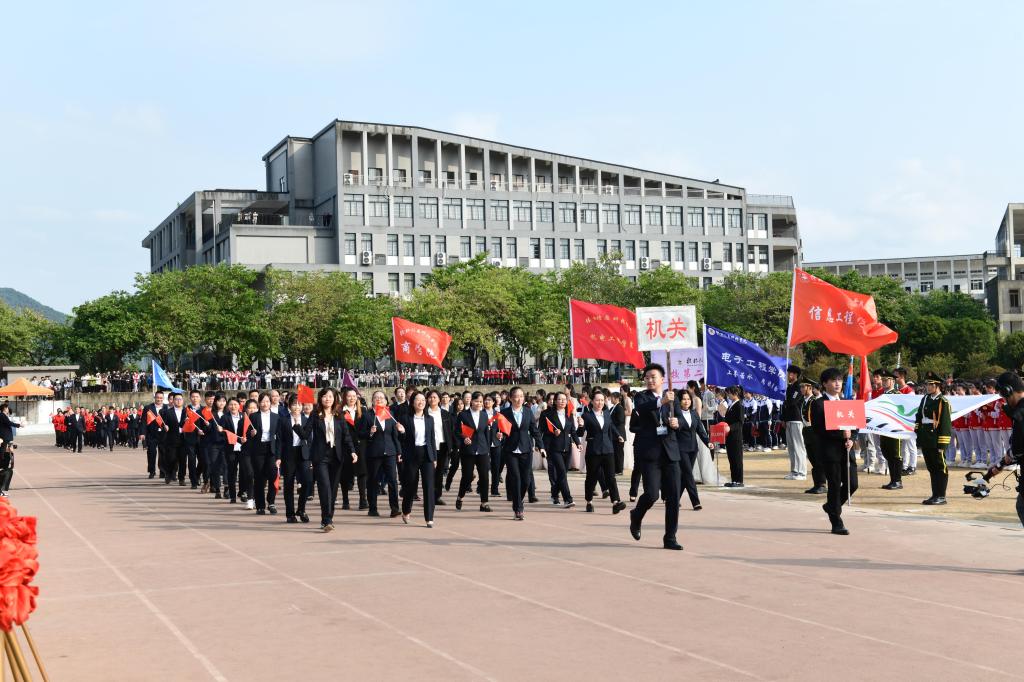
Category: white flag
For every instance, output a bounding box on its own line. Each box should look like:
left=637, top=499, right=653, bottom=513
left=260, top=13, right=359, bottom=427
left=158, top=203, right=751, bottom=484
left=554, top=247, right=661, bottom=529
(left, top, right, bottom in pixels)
left=864, top=394, right=999, bottom=439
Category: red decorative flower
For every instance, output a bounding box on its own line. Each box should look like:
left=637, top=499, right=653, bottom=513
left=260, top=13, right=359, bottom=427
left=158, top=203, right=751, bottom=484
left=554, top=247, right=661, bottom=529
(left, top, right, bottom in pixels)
left=0, top=500, right=39, bottom=630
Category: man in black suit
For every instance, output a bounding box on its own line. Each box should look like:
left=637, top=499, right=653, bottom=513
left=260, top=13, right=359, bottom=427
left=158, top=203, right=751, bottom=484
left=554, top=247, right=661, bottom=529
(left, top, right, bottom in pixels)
left=141, top=390, right=167, bottom=478
left=810, top=368, right=859, bottom=535
left=161, top=393, right=188, bottom=485
left=628, top=363, right=686, bottom=550
left=279, top=399, right=310, bottom=523
left=183, top=390, right=208, bottom=489
left=68, top=407, right=86, bottom=453
left=101, top=406, right=117, bottom=451
left=250, top=394, right=282, bottom=515
left=497, top=386, right=544, bottom=520
left=0, top=404, right=23, bottom=445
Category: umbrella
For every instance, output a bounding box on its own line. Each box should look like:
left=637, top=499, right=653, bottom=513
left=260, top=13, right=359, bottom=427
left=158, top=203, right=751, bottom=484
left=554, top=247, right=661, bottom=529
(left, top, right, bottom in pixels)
left=0, top=379, right=55, bottom=397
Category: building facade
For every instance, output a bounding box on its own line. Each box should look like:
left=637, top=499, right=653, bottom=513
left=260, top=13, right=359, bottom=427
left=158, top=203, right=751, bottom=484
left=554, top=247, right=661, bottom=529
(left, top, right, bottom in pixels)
left=143, top=120, right=802, bottom=294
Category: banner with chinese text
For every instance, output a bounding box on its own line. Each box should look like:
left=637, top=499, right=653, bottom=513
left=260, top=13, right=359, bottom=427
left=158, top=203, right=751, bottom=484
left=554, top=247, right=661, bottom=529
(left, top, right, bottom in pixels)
left=569, top=300, right=645, bottom=369
left=789, top=268, right=898, bottom=355
left=704, top=325, right=785, bottom=400
left=649, top=348, right=704, bottom=388
left=636, top=305, right=698, bottom=351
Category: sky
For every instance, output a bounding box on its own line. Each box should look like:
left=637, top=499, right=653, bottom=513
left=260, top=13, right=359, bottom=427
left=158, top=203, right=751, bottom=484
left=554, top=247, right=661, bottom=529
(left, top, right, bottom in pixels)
left=3, top=0, right=1022, bottom=313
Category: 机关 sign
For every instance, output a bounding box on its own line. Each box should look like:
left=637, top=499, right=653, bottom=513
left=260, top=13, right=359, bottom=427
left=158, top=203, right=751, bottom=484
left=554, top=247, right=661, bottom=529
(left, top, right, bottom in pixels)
left=635, top=306, right=698, bottom=351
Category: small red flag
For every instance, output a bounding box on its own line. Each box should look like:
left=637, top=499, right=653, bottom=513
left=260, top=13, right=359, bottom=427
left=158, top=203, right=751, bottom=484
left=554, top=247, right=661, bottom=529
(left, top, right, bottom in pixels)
left=344, top=411, right=355, bottom=427
left=460, top=422, right=475, bottom=440
left=146, top=410, right=164, bottom=428
left=374, top=405, right=393, bottom=422
left=242, top=413, right=254, bottom=436
left=566, top=400, right=575, bottom=416
left=224, top=429, right=238, bottom=445
left=272, top=467, right=280, bottom=493
left=495, top=413, right=513, bottom=437
left=545, top=417, right=558, bottom=434
left=297, top=384, right=315, bottom=404
left=201, top=407, right=214, bottom=421
left=392, top=317, right=452, bottom=369
left=183, top=408, right=200, bottom=433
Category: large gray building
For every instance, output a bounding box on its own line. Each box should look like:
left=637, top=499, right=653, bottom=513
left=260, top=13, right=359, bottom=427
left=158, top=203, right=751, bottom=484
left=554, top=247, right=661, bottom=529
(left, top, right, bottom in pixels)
left=142, top=120, right=803, bottom=294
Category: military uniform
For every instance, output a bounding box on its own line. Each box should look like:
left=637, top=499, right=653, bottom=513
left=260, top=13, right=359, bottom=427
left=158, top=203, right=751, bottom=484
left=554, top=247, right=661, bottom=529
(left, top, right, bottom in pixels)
left=877, top=371, right=904, bottom=490
left=914, top=372, right=952, bottom=504
left=800, top=381, right=826, bottom=494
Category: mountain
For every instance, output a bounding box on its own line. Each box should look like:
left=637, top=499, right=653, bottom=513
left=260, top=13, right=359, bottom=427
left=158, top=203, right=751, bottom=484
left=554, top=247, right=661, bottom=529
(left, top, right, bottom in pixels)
left=0, top=288, right=68, bottom=323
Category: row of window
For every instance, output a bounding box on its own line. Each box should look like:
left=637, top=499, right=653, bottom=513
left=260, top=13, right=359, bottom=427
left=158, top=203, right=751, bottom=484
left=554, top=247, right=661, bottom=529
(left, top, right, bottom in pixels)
left=341, top=194, right=762, bottom=230
left=373, top=271, right=722, bottom=294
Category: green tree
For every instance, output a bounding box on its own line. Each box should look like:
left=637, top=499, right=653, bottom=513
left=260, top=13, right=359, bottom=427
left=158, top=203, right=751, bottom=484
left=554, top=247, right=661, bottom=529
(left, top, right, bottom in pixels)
left=185, top=265, right=276, bottom=366
left=0, top=303, right=34, bottom=366
left=997, top=332, right=1024, bottom=370
left=702, top=272, right=792, bottom=350
left=915, top=353, right=955, bottom=381
left=901, top=315, right=949, bottom=359
left=943, top=318, right=996, bottom=360
left=66, top=291, right=143, bottom=371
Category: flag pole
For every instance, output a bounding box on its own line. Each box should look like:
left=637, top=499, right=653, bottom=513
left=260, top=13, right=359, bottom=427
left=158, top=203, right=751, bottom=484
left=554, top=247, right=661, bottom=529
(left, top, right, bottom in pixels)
left=785, top=267, right=797, bottom=371
left=568, top=299, right=576, bottom=365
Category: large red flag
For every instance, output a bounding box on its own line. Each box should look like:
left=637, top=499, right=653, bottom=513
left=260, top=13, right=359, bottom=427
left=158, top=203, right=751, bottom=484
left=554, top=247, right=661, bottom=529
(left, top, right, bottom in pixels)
left=788, top=268, right=898, bottom=356
left=392, top=317, right=451, bottom=368
left=569, top=300, right=645, bottom=369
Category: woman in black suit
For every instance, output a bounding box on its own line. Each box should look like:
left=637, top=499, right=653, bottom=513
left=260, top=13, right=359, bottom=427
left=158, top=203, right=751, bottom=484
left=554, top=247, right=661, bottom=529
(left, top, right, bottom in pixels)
left=298, top=387, right=356, bottom=532
left=575, top=389, right=627, bottom=514
left=339, top=388, right=368, bottom=510
left=397, top=392, right=438, bottom=527
left=720, top=385, right=745, bottom=487
left=675, top=389, right=710, bottom=509
left=540, top=392, right=578, bottom=509
left=358, top=390, right=404, bottom=519
left=216, top=397, right=246, bottom=504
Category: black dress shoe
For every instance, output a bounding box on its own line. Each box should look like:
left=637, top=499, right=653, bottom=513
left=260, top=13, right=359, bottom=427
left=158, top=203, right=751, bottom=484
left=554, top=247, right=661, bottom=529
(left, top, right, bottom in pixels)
left=663, top=540, right=683, bottom=550
left=435, top=499, right=446, bottom=506
left=299, top=513, right=309, bottom=523
left=881, top=481, right=903, bottom=490
left=831, top=526, right=850, bottom=535
left=178, top=480, right=186, bottom=486
left=693, top=504, right=702, bottom=511
left=528, top=496, right=539, bottom=504
left=268, top=505, right=278, bottom=515
left=612, top=501, right=626, bottom=514
left=341, top=502, right=350, bottom=510
left=455, top=498, right=463, bottom=511
left=805, top=486, right=826, bottom=494
left=479, top=504, right=492, bottom=512
left=922, top=496, right=947, bottom=505
left=368, top=510, right=380, bottom=517
left=602, top=491, right=611, bottom=499
left=358, top=501, right=368, bottom=510
left=148, top=472, right=155, bottom=479
left=389, top=509, right=402, bottom=518
left=629, top=511, right=641, bottom=541
left=191, top=484, right=198, bottom=489
left=256, top=509, right=266, bottom=515
left=585, top=502, right=594, bottom=513
left=215, top=492, right=222, bottom=499
left=286, top=516, right=298, bottom=523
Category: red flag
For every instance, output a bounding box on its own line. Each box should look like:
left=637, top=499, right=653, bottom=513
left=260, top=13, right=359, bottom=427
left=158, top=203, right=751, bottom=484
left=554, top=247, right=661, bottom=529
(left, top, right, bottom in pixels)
left=545, top=417, right=558, bottom=434
left=566, top=399, right=575, bottom=416
left=183, top=407, right=200, bottom=433
left=344, top=411, right=355, bottom=427
left=569, top=300, right=645, bottom=369
left=272, top=468, right=280, bottom=493
left=297, top=384, right=315, bottom=404
left=858, top=356, right=871, bottom=402
left=374, top=405, right=393, bottom=422
left=201, top=407, right=214, bottom=421
left=146, top=409, right=164, bottom=428
left=494, top=413, right=513, bottom=437
left=392, top=317, right=451, bottom=368
left=789, top=268, right=898, bottom=356
left=242, top=413, right=253, bottom=436
left=460, top=422, right=475, bottom=440
left=224, top=429, right=238, bottom=446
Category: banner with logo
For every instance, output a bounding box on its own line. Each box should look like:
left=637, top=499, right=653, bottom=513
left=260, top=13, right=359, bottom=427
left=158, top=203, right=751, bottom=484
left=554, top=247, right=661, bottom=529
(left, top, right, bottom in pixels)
left=704, top=325, right=785, bottom=400
left=864, top=394, right=999, bottom=439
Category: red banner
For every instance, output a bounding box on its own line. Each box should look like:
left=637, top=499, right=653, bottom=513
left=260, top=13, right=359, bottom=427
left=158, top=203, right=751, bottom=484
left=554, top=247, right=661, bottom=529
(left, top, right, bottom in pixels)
left=823, top=399, right=867, bottom=431
left=569, top=300, right=645, bottom=369
left=789, top=268, right=898, bottom=356
left=392, top=317, right=451, bottom=368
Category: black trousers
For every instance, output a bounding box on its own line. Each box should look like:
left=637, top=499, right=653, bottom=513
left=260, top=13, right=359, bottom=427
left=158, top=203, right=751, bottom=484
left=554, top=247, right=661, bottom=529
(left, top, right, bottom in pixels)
left=457, top=452, right=490, bottom=503
left=313, top=457, right=341, bottom=525
left=505, top=452, right=532, bottom=513
left=613, top=436, right=625, bottom=474
left=74, top=432, right=84, bottom=453
left=879, top=436, right=902, bottom=485
left=184, top=443, right=200, bottom=485
left=584, top=450, right=619, bottom=502
left=161, top=443, right=183, bottom=482
left=401, top=448, right=435, bottom=521
left=679, top=449, right=700, bottom=508
left=207, top=444, right=225, bottom=492
left=546, top=450, right=572, bottom=503
left=726, top=435, right=743, bottom=483
left=921, top=446, right=948, bottom=499
left=803, top=427, right=826, bottom=488
left=434, top=443, right=451, bottom=501
left=0, top=468, right=11, bottom=493
left=633, top=454, right=681, bottom=543
left=445, top=449, right=461, bottom=491
left=367, top=456, right=399, bottom=513
left=822, top=450, right=859, bottom=520
left=489, top=446, right=503, bottom=494
left=105, top=429, right=115, bottom=451
left=251, top=442, right=275, bottom=511
left=238, top=452, right=253, bottom=499
left=283, top=446, right=309, bottom=518
left=225, top=449, right=239, bottom=501
left=145, top=438, right=159, bottom=472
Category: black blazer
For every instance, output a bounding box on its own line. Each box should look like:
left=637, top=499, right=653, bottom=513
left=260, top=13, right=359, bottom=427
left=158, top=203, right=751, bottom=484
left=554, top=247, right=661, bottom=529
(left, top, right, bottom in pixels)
left=675, top=409, right=710, bottom=456
left=340, top=408, right=367, bottom=460
left=576, top=407, right=622, bottom=455
left=429, top=408, right=455, bottom=453
left=218, top=412, right=247, bottom=450
left=358, top=411, right=402, bottom=458
left=68, top=414, right=85, bottom=434
left=279, top=412, right=311, bottom=460
left=247, top=411, right=281, bottom=458
left=723, top=400, right=744, bottom=447
left=610, top=402, right=626, bottom=431
left=629, top=389, right=683, bottom=463
left=299, top=413, right=354, bottom=464
left=183, top=404, right=209, bottom=446
left=457, top=409, right=492, bottom=456
left=396, top=413, right=438, bottom=463
left=161, top=406, right=188, bottom=447
left=540, top=408, right=580, bottom=453
left=0, top=413, right=20, bottom=443
left=498, top=406, right=542, bottom=457
left=143, top=403, right=166, bottom=441
left=811, top=396, right=858, bottom=462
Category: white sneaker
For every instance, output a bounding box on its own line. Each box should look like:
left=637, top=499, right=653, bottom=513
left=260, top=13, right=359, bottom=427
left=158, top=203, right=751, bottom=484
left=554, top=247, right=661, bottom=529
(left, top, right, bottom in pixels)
left=783, top=473, right=797, bottom=480
left=793, top=474, right=806, bottom=481
left=246, top=499, right=255, bottom=510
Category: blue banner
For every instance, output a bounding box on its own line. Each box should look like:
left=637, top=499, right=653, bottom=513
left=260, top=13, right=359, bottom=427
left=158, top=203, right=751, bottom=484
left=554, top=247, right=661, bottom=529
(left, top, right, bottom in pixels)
left=704, top=325, right=786, bottom=400
left=152, top=360, right=181, bottom=392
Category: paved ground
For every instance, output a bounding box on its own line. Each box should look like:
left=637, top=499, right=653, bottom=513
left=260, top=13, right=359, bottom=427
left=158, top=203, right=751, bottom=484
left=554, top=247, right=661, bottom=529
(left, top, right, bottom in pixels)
left=11, top=435, right=1024, bottom=681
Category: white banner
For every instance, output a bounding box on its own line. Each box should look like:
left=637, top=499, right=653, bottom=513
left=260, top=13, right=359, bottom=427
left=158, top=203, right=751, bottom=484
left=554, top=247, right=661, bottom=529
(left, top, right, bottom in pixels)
left=649, top=348, right=704, bottom=389
left=636, top=305, right=698, bottom=351
left=864, top=394, right=999, bottom=439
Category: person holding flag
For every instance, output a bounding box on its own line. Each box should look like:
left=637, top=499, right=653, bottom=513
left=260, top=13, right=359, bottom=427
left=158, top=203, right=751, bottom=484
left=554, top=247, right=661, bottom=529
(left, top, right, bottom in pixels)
left=455, top=391, right=493, bottom=512
left=396, top=392, right=438, bottom=527
left=810, top=368, right=859, bottom=535
left=141, top=390, right=167, bottom=479
left=279, top=397, right=311, bottom=523
left=183, top=390, right=208, bottom=490
left=540, top=392, right=579, bottom=509
left=915, top=372, right=953, bottom=505
left=161, top=393, right=188, bottom=486
left=250, top=393, right=282, bottom=516
left=359, top=390, right=404, bottom=519
left=204, top=394, right=228, bottom=499
left=297, top=387, right=356, bottom=531
left=217, top=397, right=246, bottom=504
left=339, top=388, right=368, bottom=511
left=576, top=388, right=627, bottom=514
left=497, top=386, right=543, bottom=521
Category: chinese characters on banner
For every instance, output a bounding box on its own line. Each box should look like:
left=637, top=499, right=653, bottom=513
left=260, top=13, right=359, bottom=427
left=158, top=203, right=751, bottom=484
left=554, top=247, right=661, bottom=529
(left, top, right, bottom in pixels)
left=569, top=300, right=646, bottom=369
left=391, top=317, right=452, bottom=368
left=789, top=268, right=898, bottom=356
left=823, top=399, right=867, bottom=431
left=635, top=306, right=698, bottom=351
left=703, top=325, right=786, bottom=400
left=649, top=348, right=704, bottom=389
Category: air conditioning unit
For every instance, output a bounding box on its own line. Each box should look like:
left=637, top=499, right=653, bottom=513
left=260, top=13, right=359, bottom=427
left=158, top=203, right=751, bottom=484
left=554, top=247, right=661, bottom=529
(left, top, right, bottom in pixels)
left=701, top=257, right=712, bottom=271
left=360, top=250, right=373, bottom=266
left=601, top=185, right=615, bottom=195
left=434, top=252, right=447, bottom=267
left=490, top=258, right=502, bottom=267
left=639, top=256, right=651, bottom=270
left=343, top=174, right=354, bottom=186
left=490, top=180, right=500, bottom=190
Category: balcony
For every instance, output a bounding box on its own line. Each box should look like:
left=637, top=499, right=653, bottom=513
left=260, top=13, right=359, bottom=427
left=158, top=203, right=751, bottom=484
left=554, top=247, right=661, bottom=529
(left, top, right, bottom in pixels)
left=622, top=186, right=642, bottom=196
left=747, top=194, right=795, bottom=209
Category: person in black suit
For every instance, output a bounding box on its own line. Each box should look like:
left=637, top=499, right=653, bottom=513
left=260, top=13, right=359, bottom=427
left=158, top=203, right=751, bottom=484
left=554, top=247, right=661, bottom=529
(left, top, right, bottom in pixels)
left=359, top=390, right=404, bottom=518
left=279, top=397, right=311, bottom=523
left=540, top=392, right=579, bottom=509
left=609, top=392, right=627, bottom=475
left=69, top=407, right=86, bottom=453
left=0, top=404, right=23, bottom=445
left=628, top=364, right=686, bottom=551
left=101, top=406, right=117, bottom=451
left=426, top=390, right=455, bottom=507
left=183, top=390, right=208, bottom=489
left=811, top=368, right=859, bottom=535
left=339, top=388, right=368, bottom=511
left=297, top=387, right=356, bottom=531
left=497, top=386, right=544, bottom=520
left=397, top=392, right=438, bottom=526
left=204, top=394, right=227, bottom=499
left=675, top=389, right=710, bottom=510
left=141, top=390, right=167, bottom=478
left=217, top=398, right=246, bottom=503
left=250, top=393, right=282, bottom=515
left=456, top=391, right=493, bottom=512
left=576, top=389, right=627, bottom=514
left=719, top=385, right=746, bottom=487
left=127, top=407, right=140, bottom=449
left=161, top=393, right=188, bottom=486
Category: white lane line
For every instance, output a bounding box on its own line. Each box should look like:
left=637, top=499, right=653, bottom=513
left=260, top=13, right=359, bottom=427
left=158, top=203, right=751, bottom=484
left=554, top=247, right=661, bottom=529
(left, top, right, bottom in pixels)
left=15, top=466, right=229, bottom=682
left=50, top=452, right=497, bottom=682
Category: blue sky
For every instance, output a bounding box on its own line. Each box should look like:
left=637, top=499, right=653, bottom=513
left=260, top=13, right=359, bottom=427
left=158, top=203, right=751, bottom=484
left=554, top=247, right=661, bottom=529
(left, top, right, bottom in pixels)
left=3, top=1, right=1022, bottom=312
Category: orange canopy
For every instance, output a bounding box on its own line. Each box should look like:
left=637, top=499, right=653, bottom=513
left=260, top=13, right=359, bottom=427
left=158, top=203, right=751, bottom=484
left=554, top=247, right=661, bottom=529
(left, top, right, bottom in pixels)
left=0, top=379, right=54, bottom=397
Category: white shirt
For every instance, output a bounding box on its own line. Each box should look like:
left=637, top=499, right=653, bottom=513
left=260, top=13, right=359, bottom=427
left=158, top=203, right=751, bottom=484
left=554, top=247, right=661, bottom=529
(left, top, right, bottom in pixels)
left=594, top=410, right=605, bottom=429
left=291, top=415, right=301, bottom=447
left=324, top=415, right=334, bottom=448
left=555, top=410, right=566, bottom=429
left=413, top=414, right=426, bottom=447
left=173, top=408, right=183, bottom=432
left=230, top=414, right=241, bottom=451
left=260, top=411, right=271, bottom=442
left=682, top=410, right=692, bottom=427
left=428, top=408, right=445, bottom=449
left=511, top=408, right=524, bottom=453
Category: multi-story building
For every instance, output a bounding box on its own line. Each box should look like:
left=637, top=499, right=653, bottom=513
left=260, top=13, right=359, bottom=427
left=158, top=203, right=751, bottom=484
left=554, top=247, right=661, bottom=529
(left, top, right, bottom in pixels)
left=142, top=120, right=802, bottom=294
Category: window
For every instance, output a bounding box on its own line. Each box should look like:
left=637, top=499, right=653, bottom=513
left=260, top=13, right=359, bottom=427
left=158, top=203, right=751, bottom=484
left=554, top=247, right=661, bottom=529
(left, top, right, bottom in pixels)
left=476, top=236, right=487, bottom=255
left=624, top=205, right=641, bottom=225
left=708, top=207, right=724, bottom=229
left=506, top=237, right=517, bottom=259
left=559, top=202, right=576, bottom=223
left=747, top=213, right=767, bottom=230
left=530, top=238, right=541, bottom=258
left=466, top=199, right=484, bottom=221
left=645, top=205, right=662, bottom=226
left=443, top=198, right=462, bottom=221
left=920, top=281, right=933, bottom=293
left=344, top=233, right=356, bottom=256
left=465, top=171, right=479, bottom=188
left=419, top=169, right=432, bottom=185
left=747, top=245, right=756, bottom=263
left=1011, top=290, right=1021, bottom=308
left=701, top=242, right=711, bottom=260
left=403, top=235, right=415, bottom=257
left=759, top=246, right=768, bottom=264
left=419, top=235, right=431, bottom=257
left=368, top=195, right=388, bottom=218
left=559, top=238, right=570, bottom=259
left=581, top=203, right=598, bottom=224
left=597, top=239, right=607, bottom=256
left=559, top=175, right=571, bottom=190
left=367, top=168, right=383, bottom=182
left=624, top=240, right=636, bottom=260
left=544, top=238, right=555, bottom=259
left=443, top=170, right=456, bottom=185
left=513, top=200, right=532, bottom=223
left=513, top=174, right=526, bottom=189
left=574, top=239, right=584, bottom=260
left=489, top=200, right=509, bottom=221
left=674, top=242, right=684, bottom=261
left=388, top=273, right=399, bottom=292
left=687, top=207, right=703, bottom=228
left=490, top=237, right=503, bottom=258
left=639, top=241, right=649, bottom=258
left=735, top=243, right=744, bottom=262
left=687, top=242, right=698, bottom=262
left=394, top=196, right=413, bottom=219
left=536, top=201, right=554, bottom=223
left=460, top=237, right=471, bottom=258
left=403, top=273, right=415, bottom=293
left=434, top=235, right=446, bottom=254
left=703, top=277, right=713, bottom=289
left=727, top=208, right=742, bottom=232
left=666, top=207, right=682, bottom=227
left=536, top=174, right=548, bottom=188
left=344, top=195, right=364, bottom=216
left=361, top=272, right=373, bottom=288
left=278, top=176, right=287, bottom=192
left=386, top=234, right=399, bottom=257
left=611, top=240, right=621, bottom=255
left=393, top=169, right=408, bottom=184
left=361, top=233, right=373, bottom=252
left=971, top=279, right=983, bottom=291
left=419, top=197, right=438, bottom=220
left=602, top=204, right=619, bottom=224
left=661, top=241, right=671, bottom=261
left=723, top=243, right=732, bottom=262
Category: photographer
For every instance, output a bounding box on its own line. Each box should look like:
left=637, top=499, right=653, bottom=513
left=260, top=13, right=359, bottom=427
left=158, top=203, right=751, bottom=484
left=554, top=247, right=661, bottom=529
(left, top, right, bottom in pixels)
left=985, top=373, right=1024, bottom=527
left=0, top=403, right=23, bottom=445
left=0, top=440, right=13, bottom=497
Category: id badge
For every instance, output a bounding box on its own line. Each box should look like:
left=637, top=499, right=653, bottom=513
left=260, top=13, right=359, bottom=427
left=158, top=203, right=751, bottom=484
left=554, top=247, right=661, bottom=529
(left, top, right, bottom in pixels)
left=656, top=425, right=668, bottom=436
